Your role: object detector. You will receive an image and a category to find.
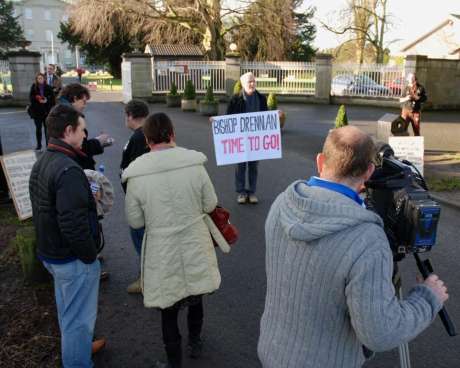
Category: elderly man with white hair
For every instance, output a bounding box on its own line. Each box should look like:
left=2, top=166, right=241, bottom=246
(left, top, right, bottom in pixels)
left=226, top=72, right=268, bottom=204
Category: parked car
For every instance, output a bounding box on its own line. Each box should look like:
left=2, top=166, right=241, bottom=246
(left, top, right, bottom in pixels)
left=331, top=74, right=390, bottom=96
left=384, top=76, right=405, bottom=95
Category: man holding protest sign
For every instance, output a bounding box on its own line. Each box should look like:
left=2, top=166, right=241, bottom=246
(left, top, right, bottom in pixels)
left=226, top=72, right=268, bottom=204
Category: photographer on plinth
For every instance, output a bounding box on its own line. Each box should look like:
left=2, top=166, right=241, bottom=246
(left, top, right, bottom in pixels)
left=258, top=126, right=448, bottom=368
left=399, top=73, right=427, bottom=136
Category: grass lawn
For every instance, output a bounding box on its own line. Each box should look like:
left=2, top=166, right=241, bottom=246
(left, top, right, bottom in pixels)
left=426, top=176, right=460, bottom=192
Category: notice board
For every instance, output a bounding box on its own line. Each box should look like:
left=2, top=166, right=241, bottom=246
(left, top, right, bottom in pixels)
left=0, top=150, right=37, bottom=220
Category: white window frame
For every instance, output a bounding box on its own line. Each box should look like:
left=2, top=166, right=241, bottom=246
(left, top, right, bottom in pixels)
left=44, top=10, right=51, bottom=21
left=45, top=30, right=53, bottom=42
left=25, top=8, right=33, bottom=20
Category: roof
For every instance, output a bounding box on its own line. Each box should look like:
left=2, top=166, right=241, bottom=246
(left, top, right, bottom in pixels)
left=145, top=44, right=203, bottom=57
left=10, top=0, right=74, bottom=3
left=401, top=14, right=460, bottom=52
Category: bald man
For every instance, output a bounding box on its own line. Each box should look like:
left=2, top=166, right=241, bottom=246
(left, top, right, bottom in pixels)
left=258, top=126, right=448, bottom=368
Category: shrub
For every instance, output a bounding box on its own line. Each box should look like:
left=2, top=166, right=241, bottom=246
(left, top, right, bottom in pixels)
left=183, top=80, right=196, bottom=100
left=168, top=82, right=178, bottom=96
left=233, top=80, right=242, bottom=95
left=203, top=85, right=216, bottom=103
left=335, top=105, right=348, bottom=128
left=267, top=93, right=278, bottom=110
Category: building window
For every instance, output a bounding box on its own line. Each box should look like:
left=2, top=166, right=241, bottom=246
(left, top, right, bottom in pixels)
left=25, top=8, right=32, bottom=19
left=64, top=49, right=72, bottom=59
left=44, top=10, right=51, bottom=21
left=26, top=29, right=34, bottom=40
left=62, top=14, right=69, bottom=22
left=46, top=30, right=53, bottom=42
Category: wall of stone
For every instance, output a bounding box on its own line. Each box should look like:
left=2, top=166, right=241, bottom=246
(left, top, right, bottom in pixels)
left=423, top=58, right=460, bottom=110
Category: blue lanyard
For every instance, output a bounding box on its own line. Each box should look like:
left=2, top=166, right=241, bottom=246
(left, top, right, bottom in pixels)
left=306, top=176, right=363, bottom=206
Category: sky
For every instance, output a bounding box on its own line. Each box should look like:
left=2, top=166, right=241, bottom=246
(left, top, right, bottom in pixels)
left=304, top=0, right=460, bottom=53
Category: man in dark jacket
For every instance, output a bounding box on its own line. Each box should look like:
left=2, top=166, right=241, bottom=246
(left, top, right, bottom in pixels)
left=45, top=64, right=62, bottom=96
left=29, top=104, right=106, bottom=367
left=120, top=99, right=150, bottom=293
left=57, top=83, right=112, bottom=170
left=226, top=72, right=267, bottom=204
left=399, top=73, right=427, bottom=136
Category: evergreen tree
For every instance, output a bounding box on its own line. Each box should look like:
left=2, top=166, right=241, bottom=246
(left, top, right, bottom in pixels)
left=335, top=105, right=349, bottom=128
left=168, top=82, right=178, bottom=96
left=233, top=80, right=242, bottom=95
left=267, top=93, right=278, bottom=110
left=183, top=80, right=196, bottom=100
left=58, top=21, right=132, bottom=78
left=287, top=7, right=317, bottom=61
left=0, top=1, right=26, bottom=54
left=204, top=85, right=216, bottom=102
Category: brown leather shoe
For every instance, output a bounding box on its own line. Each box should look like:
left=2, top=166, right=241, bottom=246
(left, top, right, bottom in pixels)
left=92, top=338, right=106, bottom=354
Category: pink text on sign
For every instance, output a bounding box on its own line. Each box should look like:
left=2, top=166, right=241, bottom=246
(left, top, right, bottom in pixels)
left=263, top=134, right=280, bottom=150
left=221, top=137, right=245, bottom=154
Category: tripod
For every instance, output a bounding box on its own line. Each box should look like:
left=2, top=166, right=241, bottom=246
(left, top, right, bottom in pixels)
left=394, top=254, right=457, bottom=368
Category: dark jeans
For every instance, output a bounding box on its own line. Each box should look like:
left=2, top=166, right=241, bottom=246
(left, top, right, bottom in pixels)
left=161, top=297, right=203, bottom=368
left=129, top=226, right=145, bottom=256
left=410, top=111, right=421, bottom=136
left=33, top=118, right=48, bottom=149
left=235, top=161, right=259, bottom=194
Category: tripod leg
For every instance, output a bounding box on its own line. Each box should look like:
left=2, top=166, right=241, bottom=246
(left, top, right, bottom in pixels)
left=395, top=270, right=412, bottom=368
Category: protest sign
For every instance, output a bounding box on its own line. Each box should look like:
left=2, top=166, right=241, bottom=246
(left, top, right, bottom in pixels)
left=211, top=110, right=282, bottom=166
left=0, top=150, right=36, bottom=220
left=389, top=136, right=424, bottom=175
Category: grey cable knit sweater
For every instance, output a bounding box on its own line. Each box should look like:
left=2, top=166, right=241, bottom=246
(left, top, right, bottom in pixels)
left=258, top=180, right=442, bottom=368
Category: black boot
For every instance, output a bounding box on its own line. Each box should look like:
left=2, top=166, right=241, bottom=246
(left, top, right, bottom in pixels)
left=188, top=336, right=203, bottom=359
left=188, top=319, right=203, bottom=359
left=165, top=341, right=182, bottom=368
left=187, top=300, right=204, bottom=359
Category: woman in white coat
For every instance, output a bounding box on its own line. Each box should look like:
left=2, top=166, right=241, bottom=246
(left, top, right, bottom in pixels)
left=122, top=112, right=220, bottom=368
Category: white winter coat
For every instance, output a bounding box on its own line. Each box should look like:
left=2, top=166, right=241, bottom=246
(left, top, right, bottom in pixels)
left=122, top=147, right=221, bottom=309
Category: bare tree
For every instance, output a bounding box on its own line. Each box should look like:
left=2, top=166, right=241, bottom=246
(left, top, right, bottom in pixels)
left=234, top=0, right=298, bottom=60
left=321, top=0, right=392, bottom=64
left=69, top=0, right=232, bottom=59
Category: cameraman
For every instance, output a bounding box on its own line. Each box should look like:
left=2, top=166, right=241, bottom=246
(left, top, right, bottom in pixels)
left=258, top=126, right=448, bottom=368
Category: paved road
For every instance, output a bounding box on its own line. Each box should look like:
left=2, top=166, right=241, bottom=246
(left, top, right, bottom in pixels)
left=1, top=97, right=459, bottom=367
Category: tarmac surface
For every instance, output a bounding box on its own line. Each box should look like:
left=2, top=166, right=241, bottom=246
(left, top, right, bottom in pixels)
left=0, top=93, right=459, bottom=367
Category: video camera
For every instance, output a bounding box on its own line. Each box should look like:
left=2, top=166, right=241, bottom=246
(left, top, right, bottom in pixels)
left=365, top=143, right=456, bottom=337
left=365, top=143, right=440, bottom=260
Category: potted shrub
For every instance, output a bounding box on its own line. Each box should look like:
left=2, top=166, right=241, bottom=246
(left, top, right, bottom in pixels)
left=335, top=105, right=348, bottom=128
left=267, top=92, right=286, bottom=129
left=233, top=80, right=242, bottom=95
left=181, top=80, right=197, bottom=112
left=166, top=82, right=181, bottom=107
left=199, top=85, right=219, bottom=116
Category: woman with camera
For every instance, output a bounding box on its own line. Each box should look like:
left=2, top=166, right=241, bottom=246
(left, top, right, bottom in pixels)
left=122, top=112, right=221, bottom=368
left=28, top=72, right=55, bottom=150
